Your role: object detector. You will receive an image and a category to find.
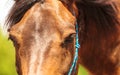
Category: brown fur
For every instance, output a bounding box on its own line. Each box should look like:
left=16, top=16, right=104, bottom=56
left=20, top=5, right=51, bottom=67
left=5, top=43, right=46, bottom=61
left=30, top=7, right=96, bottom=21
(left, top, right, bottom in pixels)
left=7, top=0, right=78, bottom=75
left=76, top=0, right=120, bottom=75
left=6, top=0, right=120, bottom=75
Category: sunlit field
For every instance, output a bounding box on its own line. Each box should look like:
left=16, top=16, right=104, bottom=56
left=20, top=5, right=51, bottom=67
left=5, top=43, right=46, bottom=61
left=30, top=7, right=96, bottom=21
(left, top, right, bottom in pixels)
left=0, top=27, right=88, bottom=75
left=0, top=28, right=17, bottom=75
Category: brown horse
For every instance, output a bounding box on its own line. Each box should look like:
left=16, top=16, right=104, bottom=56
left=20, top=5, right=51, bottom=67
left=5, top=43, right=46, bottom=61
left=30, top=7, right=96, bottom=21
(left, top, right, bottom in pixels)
left=5, top=0, right=120, bottom=75
left=6, top=0, right=78, bottom=75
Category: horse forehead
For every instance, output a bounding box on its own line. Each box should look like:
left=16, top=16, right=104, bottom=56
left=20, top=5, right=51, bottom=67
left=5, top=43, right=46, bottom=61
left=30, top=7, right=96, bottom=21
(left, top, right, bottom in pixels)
left=9, top=1, right=76, bottom=37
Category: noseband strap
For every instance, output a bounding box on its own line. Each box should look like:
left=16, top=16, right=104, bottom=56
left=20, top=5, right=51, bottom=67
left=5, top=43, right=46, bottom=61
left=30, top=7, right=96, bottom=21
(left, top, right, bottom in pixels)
left=68, top=21, right=80, bottom=75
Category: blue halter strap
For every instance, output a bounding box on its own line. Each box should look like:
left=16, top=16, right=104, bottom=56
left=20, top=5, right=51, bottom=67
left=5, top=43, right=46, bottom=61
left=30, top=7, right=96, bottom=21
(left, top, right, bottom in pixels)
left=68, top=21, right=80, bottom=75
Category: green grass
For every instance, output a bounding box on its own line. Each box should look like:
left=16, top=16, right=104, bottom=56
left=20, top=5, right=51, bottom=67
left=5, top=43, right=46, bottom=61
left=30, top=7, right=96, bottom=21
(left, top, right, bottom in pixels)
left=0, top=28, right=88, bottom=75
left=0, top=29, right=17, bottom=75
left=78, top=65, right=88, bottom=75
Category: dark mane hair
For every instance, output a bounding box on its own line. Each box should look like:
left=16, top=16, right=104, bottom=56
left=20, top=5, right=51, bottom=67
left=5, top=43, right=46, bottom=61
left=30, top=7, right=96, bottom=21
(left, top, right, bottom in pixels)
left=6, top=0, right=41, bottom=28
left=5, top=0, right=120, bottom=37
left=76, top=1, right=120, bottom=74
left=76, top=0, right=120, bottom=39
left=5, top=0, right=76, bottom=28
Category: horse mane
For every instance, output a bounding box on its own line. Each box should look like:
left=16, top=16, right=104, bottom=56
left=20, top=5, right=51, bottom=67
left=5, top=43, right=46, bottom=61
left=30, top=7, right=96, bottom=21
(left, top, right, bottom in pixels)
left=6, top=0, right=42, bottom=28
left=76, top=0, right=120, bottom=74
left=76, top=0, right=120, bottom=38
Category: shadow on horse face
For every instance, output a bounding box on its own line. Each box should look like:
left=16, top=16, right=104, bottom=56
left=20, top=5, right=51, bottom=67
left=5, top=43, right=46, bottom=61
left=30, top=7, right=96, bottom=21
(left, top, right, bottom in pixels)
left=9, top=1, right=77, bottom=75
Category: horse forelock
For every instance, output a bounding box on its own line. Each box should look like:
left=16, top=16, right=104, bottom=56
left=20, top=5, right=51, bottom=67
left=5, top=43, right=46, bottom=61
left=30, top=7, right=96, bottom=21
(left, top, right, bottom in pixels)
left=5, top=0, right=76, bottom=29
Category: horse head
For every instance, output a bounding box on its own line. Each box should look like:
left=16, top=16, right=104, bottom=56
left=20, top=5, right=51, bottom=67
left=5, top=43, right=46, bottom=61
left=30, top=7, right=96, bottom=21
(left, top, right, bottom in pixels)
left=7, top=0, right=78, bottom=75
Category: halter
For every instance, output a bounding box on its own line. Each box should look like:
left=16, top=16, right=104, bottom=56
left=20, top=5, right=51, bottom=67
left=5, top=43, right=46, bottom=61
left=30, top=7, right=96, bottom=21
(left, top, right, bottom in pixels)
left=68, top=21, right=80, bottom=75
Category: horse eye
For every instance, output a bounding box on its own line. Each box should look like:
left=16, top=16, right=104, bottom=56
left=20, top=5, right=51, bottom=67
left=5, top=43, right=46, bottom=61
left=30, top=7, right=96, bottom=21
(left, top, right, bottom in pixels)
left=61, top=33, right=76, bottom=48
left=9, top=35, right=16, bottom=42
left=8, top=35, right=20, bottom=49
left=64, top=33, right=76, bottom=44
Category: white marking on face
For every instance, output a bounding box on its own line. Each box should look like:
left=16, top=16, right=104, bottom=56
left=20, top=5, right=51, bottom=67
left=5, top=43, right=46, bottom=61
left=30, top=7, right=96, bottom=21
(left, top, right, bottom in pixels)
left=27, top=4, right=54, bottom=75
left=27, top=5, right=45, bottom=75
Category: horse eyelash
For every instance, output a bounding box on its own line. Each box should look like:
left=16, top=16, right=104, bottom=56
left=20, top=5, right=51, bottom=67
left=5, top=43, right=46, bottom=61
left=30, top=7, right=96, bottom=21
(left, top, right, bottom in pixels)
left=60, top=33, right=75, bottom=48
left=64, top=33, right=76, bottom=43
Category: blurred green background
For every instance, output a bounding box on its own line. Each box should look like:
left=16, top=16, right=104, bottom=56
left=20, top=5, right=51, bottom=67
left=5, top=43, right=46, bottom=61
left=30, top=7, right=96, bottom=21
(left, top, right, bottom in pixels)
left=0, top=28, right=17, bottom=75
left=0, top=27, right=88, bottom=75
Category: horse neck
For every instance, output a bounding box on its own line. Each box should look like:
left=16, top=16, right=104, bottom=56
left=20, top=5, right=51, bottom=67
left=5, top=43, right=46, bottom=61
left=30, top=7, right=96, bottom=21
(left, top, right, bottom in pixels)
left=79, top=20, right=120, bottom=75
